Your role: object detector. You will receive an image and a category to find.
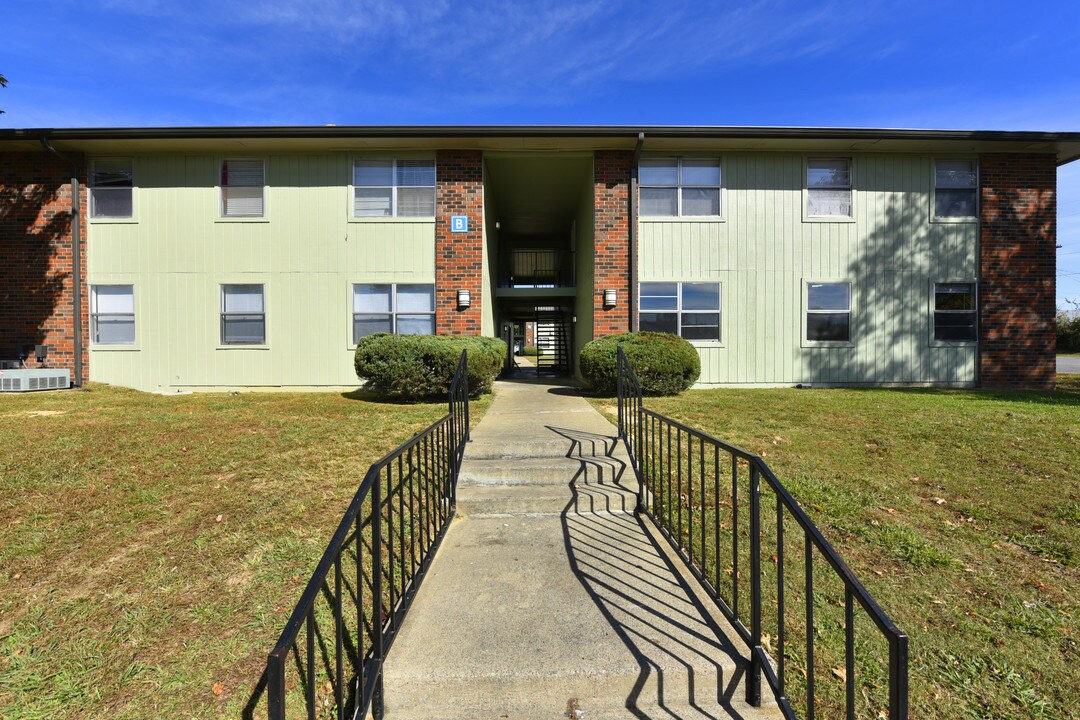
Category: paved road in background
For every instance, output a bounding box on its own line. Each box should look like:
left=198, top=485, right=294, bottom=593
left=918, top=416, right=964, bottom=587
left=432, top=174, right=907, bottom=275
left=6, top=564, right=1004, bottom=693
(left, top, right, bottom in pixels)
left=1059, top=356, right=1080, bottom=374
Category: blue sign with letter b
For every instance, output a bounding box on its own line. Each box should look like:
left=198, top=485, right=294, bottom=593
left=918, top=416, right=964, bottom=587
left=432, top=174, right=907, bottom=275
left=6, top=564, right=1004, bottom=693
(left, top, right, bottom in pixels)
left=450, top=215, right=469, bottom=233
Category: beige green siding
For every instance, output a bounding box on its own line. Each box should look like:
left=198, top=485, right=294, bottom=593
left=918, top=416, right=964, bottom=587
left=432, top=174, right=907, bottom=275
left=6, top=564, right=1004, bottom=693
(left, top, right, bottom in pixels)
left=88, top=154, right=435, bottom=391
left=639, top=153, right=978, bottom=386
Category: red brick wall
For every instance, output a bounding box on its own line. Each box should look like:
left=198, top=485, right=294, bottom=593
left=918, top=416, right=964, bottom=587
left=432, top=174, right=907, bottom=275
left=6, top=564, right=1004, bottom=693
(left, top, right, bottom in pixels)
left=435, top=150, right=484, bottom=335
left=0, top=151, right=87, bottom=382
left=593, top=150, right=632, bottom=338
left=979, top=153, right=1057, bottom=389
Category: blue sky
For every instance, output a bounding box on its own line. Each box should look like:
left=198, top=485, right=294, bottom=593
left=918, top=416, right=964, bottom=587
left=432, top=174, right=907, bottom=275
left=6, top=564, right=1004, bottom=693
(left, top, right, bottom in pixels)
left=4, top=0, right=1080, bottom=307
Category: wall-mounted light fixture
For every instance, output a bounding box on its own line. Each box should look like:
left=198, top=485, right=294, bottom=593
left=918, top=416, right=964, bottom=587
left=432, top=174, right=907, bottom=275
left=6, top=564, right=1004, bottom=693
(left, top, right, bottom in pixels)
left=603, top=289, right=617, bottom=308
left=457, top=289, right=471, bottom=309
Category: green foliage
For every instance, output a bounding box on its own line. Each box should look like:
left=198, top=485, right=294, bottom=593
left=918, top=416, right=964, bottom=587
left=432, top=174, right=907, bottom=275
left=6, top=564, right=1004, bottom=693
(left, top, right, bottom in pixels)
left=579, top=331, right=700, bottom=395
left=522, top=345, right=538, bottom=357
left=1056, top=310, right=1080, bottom=353
left=354, top=334, right=506, bottom=399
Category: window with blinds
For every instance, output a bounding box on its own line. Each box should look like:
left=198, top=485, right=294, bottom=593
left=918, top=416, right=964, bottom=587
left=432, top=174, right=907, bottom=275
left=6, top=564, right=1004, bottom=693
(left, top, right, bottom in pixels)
left=91, top=285, right=135, bottom=345
left=221, top=284, right=266, bottom=344
left=807, top=158, right=852, bottom=217
left=220, top=159, right=265, bottom=217
left=353, top=158, right=435, bottom=217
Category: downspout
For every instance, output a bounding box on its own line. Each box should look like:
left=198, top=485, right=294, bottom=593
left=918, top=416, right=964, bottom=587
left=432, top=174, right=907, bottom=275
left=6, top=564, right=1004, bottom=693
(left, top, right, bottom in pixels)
left=40, top=136, right=83, bottom=387
left=630, top=132, right=644, bottom=331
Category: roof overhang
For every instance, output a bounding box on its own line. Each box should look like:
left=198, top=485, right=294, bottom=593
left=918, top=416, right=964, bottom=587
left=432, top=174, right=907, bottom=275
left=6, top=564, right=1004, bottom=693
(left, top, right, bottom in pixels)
left=2, top=125, right=1079, bottom=164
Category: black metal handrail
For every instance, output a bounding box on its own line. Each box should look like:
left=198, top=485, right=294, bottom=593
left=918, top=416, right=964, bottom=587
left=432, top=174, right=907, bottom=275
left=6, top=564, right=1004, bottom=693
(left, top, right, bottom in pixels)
left=498, top=249, right=574, bottom=288
left=616, top=347, right=908, bottom=720
left=266, top=350, right=470, bottom=720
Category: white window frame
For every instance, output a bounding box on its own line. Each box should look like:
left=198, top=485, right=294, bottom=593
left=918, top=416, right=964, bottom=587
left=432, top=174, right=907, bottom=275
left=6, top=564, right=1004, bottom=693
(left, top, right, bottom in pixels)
left=351, top=283, right=436, bottom=345
left=638, top=281, right=722, bottom=343
left=931, top=158, right=979, bottom=223
left=219, top=283, right=267, bottom=347
left=639, top=156, right=723, bottom=219
left=90, top=284, right=137, bottom=348
left=350, top=157, right=436, bottom=220
left=803, top=280, right=854, bottom=346
left=88, top=157, right=136, bottom=222
left=804, top=157, right=855, bottom=222
left=217, top=158, right=267, bottom=220
left=930, top=281, right=978, bottom=345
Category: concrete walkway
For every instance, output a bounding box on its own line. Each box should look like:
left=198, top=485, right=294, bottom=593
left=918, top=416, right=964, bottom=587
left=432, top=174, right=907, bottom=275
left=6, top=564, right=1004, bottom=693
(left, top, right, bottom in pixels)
left=383, top=377, right=780, bottom=720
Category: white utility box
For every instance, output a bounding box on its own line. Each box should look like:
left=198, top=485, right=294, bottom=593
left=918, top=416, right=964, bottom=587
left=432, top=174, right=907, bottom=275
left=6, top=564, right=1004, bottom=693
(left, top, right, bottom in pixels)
left=0, top=368, right=72, bottom=392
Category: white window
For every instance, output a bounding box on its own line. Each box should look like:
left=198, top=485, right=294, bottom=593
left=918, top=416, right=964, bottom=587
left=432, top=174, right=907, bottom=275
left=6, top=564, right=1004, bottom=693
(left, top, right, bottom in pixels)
left=220, top=159, right=265, bottom=217
left=934, top=160, right=978, bottom=219
left=89, top=159, right=133, bottom=218
left=934, top=283, right=977, bottom=341
left=353, top=158, right=435, bottom=217
left=639, top=282, right=721, bottom=341
left=221, top=284, right=265, bottom=345
left=640, top=157, right=721, bottom=217
left=806, top=282, right=851, bottom=342
left=353, top=283, right=435, bottom=342
left=806, top=158, right=852, bottom=217
left=91, top=285, right=135, bottom=345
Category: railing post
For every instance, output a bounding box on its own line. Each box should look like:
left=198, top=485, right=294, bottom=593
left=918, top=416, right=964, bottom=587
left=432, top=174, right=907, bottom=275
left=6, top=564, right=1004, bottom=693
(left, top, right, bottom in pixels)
left=464, top=352, right=470, bottom=442
left=267, top=650, right=285, bottom=720
left=890, top=634, right=909, bottom=720
left=635, top=399, right=645, bottom=514
left=746, top=460, right=763, bottom=706
left=616, top=349, right=625, bottom=440
left=372, top=473, right=385, bottom=720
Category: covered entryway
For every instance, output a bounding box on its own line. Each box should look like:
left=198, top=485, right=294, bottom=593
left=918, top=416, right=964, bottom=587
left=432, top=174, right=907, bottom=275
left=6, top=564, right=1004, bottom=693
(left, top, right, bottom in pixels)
left=484, top=153, right=595, bottom=377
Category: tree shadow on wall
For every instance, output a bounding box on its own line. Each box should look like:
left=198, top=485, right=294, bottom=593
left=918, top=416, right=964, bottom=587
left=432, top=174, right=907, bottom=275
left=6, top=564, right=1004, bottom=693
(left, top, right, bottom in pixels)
left=831, top=161, right=1056, bottom=393
left=0, top=175, right=71, bottom=364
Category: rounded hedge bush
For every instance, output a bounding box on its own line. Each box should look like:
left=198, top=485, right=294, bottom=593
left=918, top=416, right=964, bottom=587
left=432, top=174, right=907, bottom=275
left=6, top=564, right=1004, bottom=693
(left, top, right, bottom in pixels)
left=579, top=332, right=700, bottom=396
left=354, top=334, right=506, bottom=399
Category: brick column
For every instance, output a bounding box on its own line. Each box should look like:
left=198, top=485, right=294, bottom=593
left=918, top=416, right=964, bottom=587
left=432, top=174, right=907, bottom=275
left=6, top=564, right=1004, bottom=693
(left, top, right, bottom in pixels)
left=979, top=153, right=1057, bottom=388
left=435, top=150, right=484, bottom=335
left=0, top=151, right=88, bottom=380
left=593, top=150, right=632, bottom=338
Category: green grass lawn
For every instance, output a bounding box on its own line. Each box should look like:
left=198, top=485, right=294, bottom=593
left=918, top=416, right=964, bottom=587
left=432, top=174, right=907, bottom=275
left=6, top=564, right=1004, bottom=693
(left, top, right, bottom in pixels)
left=0, top=384, right=491, bottom=720
left=592, top=378, right=1079, bottom=720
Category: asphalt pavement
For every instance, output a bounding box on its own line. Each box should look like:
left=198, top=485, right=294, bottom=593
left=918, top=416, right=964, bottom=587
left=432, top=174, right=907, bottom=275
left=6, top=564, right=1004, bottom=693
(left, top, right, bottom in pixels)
left=1059, top=356, right=1080, bottom=374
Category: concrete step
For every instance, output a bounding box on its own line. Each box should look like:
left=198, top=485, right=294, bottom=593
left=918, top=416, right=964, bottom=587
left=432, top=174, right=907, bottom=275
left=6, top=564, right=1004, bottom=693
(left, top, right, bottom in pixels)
left=459, top=455, right=632, bottom=487
left=457, top=481, right=640, bottom=517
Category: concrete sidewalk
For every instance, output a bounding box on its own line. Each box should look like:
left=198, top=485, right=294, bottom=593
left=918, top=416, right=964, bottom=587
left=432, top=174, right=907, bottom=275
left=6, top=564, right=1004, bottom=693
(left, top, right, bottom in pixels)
left=382, top=377, right=780, bottom=720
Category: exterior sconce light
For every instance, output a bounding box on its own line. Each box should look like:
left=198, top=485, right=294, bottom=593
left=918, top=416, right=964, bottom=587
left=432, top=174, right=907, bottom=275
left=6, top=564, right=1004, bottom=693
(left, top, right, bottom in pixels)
left=603, top=289, right=617, bottom=308
left=457, top=289, right=471, bottom=309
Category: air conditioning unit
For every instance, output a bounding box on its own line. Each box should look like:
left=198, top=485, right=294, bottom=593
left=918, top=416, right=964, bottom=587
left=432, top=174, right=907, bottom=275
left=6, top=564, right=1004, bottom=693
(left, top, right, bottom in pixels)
left=0, top=369, right=72, bottom=392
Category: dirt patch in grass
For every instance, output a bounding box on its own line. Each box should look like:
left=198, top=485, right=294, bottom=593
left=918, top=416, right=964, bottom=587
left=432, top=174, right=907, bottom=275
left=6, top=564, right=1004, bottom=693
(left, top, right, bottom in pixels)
left=590, top=376, right=1080, bottom=720
left=0, top=383, right=491, bottom=720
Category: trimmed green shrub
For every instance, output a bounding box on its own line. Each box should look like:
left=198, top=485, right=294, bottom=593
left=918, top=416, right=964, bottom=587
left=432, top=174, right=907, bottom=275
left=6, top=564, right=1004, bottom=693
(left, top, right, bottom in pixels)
left=523, top=345, right=538, bottom=357
left=354, top=334, right=506, bottom=399
left=1058, top=311, right=1080, bottom=353
left=579, top=332, right=700, bottom=396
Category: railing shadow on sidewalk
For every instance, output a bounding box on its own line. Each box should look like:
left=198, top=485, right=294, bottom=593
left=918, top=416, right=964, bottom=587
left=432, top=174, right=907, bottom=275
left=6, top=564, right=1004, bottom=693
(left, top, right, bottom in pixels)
left=549, top=424, right=756, bottom=719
